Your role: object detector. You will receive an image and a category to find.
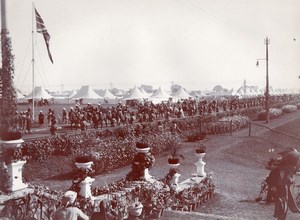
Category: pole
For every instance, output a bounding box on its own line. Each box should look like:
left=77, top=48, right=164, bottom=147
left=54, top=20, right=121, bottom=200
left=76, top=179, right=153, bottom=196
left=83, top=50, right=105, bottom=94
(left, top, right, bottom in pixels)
left=265, top=38, right=270, bottom=123
left=1, top=0, right=8, bottom=32
left=1, top=0, right=8, bottom=56
left=32, top=3, right=35, bottom=120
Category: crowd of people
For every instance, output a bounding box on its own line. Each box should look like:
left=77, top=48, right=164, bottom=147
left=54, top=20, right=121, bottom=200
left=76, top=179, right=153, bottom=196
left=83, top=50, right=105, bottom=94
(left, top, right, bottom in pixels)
left=14, top=94, right=296, bottom=134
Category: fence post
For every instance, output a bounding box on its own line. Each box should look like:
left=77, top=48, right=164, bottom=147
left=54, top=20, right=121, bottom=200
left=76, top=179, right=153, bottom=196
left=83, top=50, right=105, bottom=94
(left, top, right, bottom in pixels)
left=200, top=119, right=202, bottom=133
left=248, top=121, right=252, bottom=137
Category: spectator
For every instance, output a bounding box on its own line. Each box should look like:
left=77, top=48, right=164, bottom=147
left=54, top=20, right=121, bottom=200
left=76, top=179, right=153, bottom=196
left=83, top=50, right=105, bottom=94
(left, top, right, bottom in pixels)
left=53, top=191, right=89, bottom=220
left=91, top=199, right=118, bottom=220
left=38, top=110, right=44, bottom=127
left=62, top=108, right=68, bottom=124
left=266, top=151, right=300, bottom=220
left=25, top=112, right=32, bottom=134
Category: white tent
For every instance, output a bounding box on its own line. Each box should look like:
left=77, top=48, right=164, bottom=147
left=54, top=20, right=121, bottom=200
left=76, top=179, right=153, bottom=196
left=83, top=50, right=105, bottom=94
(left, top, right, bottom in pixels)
left=102, top=89, right=117, bottom=99
left=17, top=90, right=27, bottom=103
left=235, top=84, right=261, bottom=98
left=123, top=86, right=147, bottom=101
left=172, top=86, right=192, bottom=102
left=71, top=85, right=102, bottom=104
left=68, top=89, right=77, bottom=98
left=102, top=89, right=118, bottom=104
left=26, top=86, right=53, bottom=100
left=149, top=86, right=172, bottom=104
left=139, top=87, right=150, bottom=98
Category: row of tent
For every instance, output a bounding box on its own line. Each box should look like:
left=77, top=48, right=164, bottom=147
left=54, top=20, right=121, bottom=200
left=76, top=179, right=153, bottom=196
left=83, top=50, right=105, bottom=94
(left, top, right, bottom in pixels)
left=17, top=85, right=190, bottom=104
left=17, top=85, right=299, bottom=104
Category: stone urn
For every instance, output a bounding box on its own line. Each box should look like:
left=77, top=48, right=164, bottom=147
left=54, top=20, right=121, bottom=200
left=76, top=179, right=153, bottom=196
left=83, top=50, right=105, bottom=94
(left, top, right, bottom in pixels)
left=168, top=158, right=180, bottom=169
left=75, top=161, right=94, bottom=170
left=74, top=156, right=94, bottom=198
left=134, top=144, right=155, bottom=182
left=0, top=136, right=27, bottom=192
left=135, top=146, right=150, bottom=154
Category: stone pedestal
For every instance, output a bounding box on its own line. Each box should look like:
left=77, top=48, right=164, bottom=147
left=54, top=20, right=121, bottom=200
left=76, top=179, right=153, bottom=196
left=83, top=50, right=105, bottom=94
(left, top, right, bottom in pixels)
left=79, top=176, right=95, bottom=199
left=143, top=168, right=152, bottom=181
left=7, top=160, right=28, bottom=192
left=195, top=153, right=206, bottom=177
left=1, top=138, right=27, bottom=192
left=170, top=173, right=181, bottom=191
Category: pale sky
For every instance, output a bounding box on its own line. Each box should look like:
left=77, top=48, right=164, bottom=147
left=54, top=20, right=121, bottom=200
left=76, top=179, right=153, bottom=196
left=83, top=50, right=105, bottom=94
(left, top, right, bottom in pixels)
left=3, top=0, right=300, bottom=94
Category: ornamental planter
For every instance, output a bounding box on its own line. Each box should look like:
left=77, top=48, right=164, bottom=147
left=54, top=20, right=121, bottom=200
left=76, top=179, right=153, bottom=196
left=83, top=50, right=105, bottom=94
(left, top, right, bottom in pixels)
left=0, top=137, right=27, bottom=192
left=135, top=142, right=150, bottom=153
left=129, top=147, right=155, bottom=182
left=0, top=138, right=24, bottom=150
left=168, top=158, right=180, bottom=168
left=135, top=147, right=150, bottom=154
left=74, top=158, right=94, bottom=198
left=75, top=161, right=94, bottom=169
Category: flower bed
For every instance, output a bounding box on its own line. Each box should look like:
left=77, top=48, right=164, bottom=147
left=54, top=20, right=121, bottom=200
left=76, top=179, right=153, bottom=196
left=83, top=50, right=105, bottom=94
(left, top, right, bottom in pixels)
left=219, top=115, right=250, bottom=131
left=257, top=108, right=283, bottom=120
left=281, top=104, right=298, bottom=113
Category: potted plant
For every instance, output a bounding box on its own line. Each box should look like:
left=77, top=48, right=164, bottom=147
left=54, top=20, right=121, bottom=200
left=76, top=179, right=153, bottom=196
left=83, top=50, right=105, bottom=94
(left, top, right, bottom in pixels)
left=136, top=142, right=148, bottom=149
left=196, top=145, right=206, bottom=154
left=135, top=141, right=150, bottom=153
left=0, top=131, right=24, bottom=149
left=74, top=154, right=94, bottom=169
left=1, top=131, right=22, bottom=141
left=168, top=143, right=183, bottom=167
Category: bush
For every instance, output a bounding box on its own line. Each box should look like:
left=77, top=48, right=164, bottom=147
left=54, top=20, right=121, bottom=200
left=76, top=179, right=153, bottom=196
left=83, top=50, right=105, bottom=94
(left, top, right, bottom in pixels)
left=297, top=103, right=300, bottom=110
left=281, top=105, right=297, bottom=113
left=257, top=108, right=283, bottom=120
left=186, top=130, right=206, bottom=142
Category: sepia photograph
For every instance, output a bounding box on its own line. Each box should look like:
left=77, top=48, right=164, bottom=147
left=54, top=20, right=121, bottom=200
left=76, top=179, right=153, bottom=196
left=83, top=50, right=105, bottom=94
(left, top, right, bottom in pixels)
left=1, top=0, right=300, bottom=219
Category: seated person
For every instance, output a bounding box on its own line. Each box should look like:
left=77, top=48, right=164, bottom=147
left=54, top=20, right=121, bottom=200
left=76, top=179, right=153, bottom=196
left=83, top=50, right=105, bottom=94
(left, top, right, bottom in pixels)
left=52, top=191, right=89, bottom=220
left=91, top=199, right=118, bottom=220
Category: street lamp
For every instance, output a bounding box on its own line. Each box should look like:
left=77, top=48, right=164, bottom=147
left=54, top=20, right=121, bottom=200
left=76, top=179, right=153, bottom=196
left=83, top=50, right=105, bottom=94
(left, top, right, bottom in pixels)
left=256, top=37, right=270, bottom=123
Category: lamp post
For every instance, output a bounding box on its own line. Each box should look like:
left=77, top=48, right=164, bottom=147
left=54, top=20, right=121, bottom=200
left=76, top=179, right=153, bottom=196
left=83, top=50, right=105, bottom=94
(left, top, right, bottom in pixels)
left=256, top=37, right=270, bottom=123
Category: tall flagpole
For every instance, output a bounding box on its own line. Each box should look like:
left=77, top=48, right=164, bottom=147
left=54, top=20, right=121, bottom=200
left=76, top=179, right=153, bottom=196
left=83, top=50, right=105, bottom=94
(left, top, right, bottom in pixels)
left=32, top=3, right=35, bottom=120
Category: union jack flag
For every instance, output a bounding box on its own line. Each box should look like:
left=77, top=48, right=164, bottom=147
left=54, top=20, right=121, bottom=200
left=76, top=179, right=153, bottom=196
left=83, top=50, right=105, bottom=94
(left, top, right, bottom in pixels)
left=35, top=8, right=53, bottom=63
